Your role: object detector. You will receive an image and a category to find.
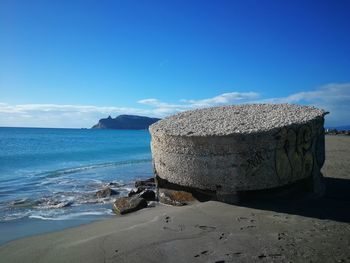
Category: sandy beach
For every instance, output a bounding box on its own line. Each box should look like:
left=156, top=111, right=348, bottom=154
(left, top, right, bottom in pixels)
left=0, top=135, right=349, bottom=263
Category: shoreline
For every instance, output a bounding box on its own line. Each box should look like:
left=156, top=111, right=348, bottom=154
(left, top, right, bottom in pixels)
left=1, top=135, right=349, bottom=262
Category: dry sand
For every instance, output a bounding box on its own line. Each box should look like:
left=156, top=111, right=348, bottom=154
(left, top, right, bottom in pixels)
left=0, top=135, right=349, bottom=263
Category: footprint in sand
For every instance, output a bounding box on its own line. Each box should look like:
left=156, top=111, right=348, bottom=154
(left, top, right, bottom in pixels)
left=164, top=215, right=171, bottom=223
left=195, top=225, right=216, bottom=230
left=236, top=216, right=249, bottom=222
left=219, top=232, right=228, bottom=241
left=240, top=225, right=256, bottom=230
left=277, top=232, right=287, bottom=240
left=194, top=250, right=211, bottom=258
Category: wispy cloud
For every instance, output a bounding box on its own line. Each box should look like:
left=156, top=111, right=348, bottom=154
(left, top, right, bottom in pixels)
left=137, top=98, right=189, bottom=115
left=0, top=103, right=155, bottom=128
left=137, top=92, right=260, bottom=115
left=0, top=83, right=349, bottom=128
left=0, top=103, right=149, bottom=114
left=182, top=92, right=260, bottom=107
left=258, top=83, right=350, bottom=104
left=255, top=83, right=350, bottom=126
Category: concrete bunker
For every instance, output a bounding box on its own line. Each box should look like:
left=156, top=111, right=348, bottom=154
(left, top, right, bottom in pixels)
left=149, top=104, right=328, bottom=204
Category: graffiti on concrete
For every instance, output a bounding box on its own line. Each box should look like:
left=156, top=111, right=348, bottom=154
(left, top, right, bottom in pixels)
left=275, top=125, right=314, bottom=182
left=246, top=148, right=271, bottom=170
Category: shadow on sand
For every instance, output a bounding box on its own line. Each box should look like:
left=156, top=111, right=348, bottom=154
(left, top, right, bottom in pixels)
left=241, top=177, right=350, bottom=223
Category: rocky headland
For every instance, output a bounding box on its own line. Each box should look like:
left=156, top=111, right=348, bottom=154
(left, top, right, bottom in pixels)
left=91, top=115, right=160, bottom=130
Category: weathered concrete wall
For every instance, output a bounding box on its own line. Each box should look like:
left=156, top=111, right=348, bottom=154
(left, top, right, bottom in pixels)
left=150, top=104, right=327, bottom=199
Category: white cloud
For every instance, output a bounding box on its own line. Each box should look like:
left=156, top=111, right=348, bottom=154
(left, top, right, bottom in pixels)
left=0, top=83, right=349, bottom=128
left=256, top=83, right=350, bottom=126
left=0, top=103, right=150, bottom=115
left=137, top=99, right=160, bottom=106
left=259, top=83, right=350, bottom=104
left=182, top=92, right=260, bottom=107
left=0, top=103, right=155, bottom=128
left=137, top=92, right=260, bottom=114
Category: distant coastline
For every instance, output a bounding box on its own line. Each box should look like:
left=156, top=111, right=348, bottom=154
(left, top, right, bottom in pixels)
left=0, top=124, right=349, bottom=131
left=91, top=115, right=161, bottom=130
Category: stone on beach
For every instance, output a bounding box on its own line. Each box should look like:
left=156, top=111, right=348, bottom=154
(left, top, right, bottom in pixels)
left=95, top=187, right=119, bottom=198
left=113, top=197, right=147, bottom=215
left=135, top=178, right=156, bottom=188
left=128, top=189, right=141, bottom=197
left=158, top=188, right=196, bottom=206
left=128, top=178, right=157, bottom=201
left=128, top=189, right=156, bottom=201
left=139, top=190, right=156, bottom=201
left=150, top=104, right=328, bottom=203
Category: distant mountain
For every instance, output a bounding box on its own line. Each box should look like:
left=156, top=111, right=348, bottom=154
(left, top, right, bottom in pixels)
left=91, top=115, right=161, bottom=130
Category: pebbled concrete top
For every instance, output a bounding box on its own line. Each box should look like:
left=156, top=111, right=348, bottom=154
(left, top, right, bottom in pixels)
left=149, top=104, right=327, bottom=137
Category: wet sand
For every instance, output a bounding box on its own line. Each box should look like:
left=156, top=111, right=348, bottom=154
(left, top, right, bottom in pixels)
left=0, top=135, right=349, bottom=262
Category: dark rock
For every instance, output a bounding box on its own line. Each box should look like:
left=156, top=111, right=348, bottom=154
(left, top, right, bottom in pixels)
left=113, top=197, right=147, bottom=215
left=135, top=178, right=155, bottom=188
left=91, top=115, right=161, bottom=130
left=128, top=188, right=156, bottom=201
left=49, top=200, right=73, bottom=208
left=128, top=178, right=156, bottom=199
left=10, top=198, right=39, bottom=208
left=108, top=182, right=120, bottom=187
left=128, top=187, right=144, bottom=197
left=156, top=175, right=214, bottom=202
left=158, top=188, right=196, bottom=206
left=128, top=190, right=138, bottom=197
left=96, top=187, right=119, bottom=198
left=140, top=190, right=156, bottom=201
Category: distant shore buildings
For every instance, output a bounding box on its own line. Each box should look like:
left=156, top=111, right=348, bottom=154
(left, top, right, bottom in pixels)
left=325, top=129, right=350, bottom=135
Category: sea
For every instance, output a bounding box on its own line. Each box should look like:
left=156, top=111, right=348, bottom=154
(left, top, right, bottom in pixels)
left=0, top=127, right=153, bottom=245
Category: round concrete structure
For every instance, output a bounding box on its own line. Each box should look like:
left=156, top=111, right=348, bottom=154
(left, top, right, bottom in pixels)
left=149, top=104, right=327, bottom=198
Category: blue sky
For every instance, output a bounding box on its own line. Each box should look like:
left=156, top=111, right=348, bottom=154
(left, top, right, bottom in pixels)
left=0, top=0, right=349, bottom=128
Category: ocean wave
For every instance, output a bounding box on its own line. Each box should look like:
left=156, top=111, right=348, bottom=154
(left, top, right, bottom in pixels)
left=7, top=198, right=40, bottom=209
left=28, top=210, right=114, bottom=221
left=0, top=158, right=152, bottom=223
left=0, top=211, right=32, bottom=221
left=35, top=158, right=151, bottom=179
left=1, top=205, right=115, bottom=221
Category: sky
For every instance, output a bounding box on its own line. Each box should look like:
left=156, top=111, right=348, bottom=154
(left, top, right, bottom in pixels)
left=0, top=0, right=349, bottom=128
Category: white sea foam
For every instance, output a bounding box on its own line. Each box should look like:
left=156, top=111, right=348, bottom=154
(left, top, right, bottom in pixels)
left=0, top=211, right=32, bottom=221
left=29, top=210, right=113, bottom=221
left=35, top=159, right=151, bottom=179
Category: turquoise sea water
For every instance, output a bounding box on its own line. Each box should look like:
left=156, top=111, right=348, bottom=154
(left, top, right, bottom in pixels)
left=0, top=127, right=153, bottom=244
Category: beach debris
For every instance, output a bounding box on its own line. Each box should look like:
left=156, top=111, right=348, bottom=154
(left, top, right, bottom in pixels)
left=113, top=196, right=147, bottom=215
left=95, top=187, right=119, bottom=198
left=158, top=188, right=196, bottom=206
